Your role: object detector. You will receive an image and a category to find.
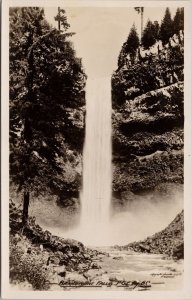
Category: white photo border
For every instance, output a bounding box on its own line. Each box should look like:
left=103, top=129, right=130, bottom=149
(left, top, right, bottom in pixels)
left=1, top=0, right=192, bottom=299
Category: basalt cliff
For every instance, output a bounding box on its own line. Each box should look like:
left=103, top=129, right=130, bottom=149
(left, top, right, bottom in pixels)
left=112, top=32, right=184, bottom=196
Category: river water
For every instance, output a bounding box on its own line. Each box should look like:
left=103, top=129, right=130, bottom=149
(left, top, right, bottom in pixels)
left=95, top=247, right=183, bottom=291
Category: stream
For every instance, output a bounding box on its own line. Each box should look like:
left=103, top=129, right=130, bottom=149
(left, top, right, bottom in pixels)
left=57, top=247, right=183, bottom=291
left=93, top=247, right=183, bottom=291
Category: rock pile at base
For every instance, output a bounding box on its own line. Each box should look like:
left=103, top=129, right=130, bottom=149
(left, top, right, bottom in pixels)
left=9, top=199, right=104, bottom=289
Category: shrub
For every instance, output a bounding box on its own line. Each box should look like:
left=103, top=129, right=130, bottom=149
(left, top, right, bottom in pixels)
left=10, top=235, right=49, bottom=290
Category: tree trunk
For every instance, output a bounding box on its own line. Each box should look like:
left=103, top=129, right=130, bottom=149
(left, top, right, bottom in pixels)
left=141, top=8, right=144, bottom=39
left=22, top=32, right=34, bottom=226
left=22, top=191, right=30, bottom=225
left=58, top=7, right=61, bottom=30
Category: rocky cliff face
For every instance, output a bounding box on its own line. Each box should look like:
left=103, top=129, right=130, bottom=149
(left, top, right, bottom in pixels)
left=112, top=33, right=184, bottom=195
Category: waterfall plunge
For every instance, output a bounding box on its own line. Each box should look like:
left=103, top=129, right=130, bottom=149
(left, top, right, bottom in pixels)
left=81, top=77, right=112, bottom=231
left=65, top=77, right=112, bottom=246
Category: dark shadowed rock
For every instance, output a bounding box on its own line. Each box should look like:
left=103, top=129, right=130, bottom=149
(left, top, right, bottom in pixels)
left=172, top=242, right=184, bottom=259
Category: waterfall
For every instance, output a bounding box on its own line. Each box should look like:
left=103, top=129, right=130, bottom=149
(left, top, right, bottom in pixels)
left=81, top=77, right=112, bottom=230
left=64, top=76, right=112, bottom=246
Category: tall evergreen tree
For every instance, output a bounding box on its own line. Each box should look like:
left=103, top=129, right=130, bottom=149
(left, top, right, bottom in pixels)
left=153, top=21, right=160, bottom=40
left=9, top=7, right=86, bottom=224
left=117, top=24, right=139, bottom=67
left=173, top=8, right=184, bottom=34
left=141, top=20, right=159, bottom=49
left=159, top=8, right=174, bottom=45
left=125, top=24, right=140, bottom=54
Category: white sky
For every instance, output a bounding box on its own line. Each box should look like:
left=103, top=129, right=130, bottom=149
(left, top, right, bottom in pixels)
left=44, top=7, right=178, bottom=78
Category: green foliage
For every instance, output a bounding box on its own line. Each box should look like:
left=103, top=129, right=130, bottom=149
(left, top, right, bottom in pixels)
left=9, top=8, right=86, bottom=207
left=173, top=8, right=184, bottom=34
left=159, top=8, right=173, bottom=45
left=141, top=20, right=159, bottom=49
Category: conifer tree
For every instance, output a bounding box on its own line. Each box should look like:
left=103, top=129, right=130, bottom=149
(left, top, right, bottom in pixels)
left=173, top=8, right=184, bottom=34
left=9, top=7, right=86, bottom=224
left=153, top=21, right=160, bottom=40
left=141, top=20, right=159, bottom=49
left=117, top=42, right=127, bottom=67
left=125, top=24, right=140, bottom=54
left=117, top=24, right=139, bottom=67
left=159, top=8, right=174, bottom=45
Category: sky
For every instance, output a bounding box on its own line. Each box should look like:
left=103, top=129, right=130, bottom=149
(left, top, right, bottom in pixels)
left=44, top=6, right=178, bottom=78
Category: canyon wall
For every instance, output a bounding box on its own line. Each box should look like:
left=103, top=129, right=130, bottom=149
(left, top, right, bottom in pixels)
left=112, top=32, right=184, bottom=196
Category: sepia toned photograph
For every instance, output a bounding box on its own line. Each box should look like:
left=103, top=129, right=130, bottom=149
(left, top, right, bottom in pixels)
left=1, top=0, right=192, bottom=299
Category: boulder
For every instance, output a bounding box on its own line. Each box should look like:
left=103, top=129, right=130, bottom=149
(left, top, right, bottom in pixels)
left=90, top=262, right=101, bottom=269
left=53, top=265, right=66, bottom=276
left=78, top=263, right=89, bottom=271
left=172, top=242, right=184, bottom=259
left=64, top=272, right=88, bottom=283
left=139, top=244, right=151, bottom=252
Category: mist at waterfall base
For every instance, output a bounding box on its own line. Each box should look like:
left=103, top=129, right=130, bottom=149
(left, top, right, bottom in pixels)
left=30, top=183, right=183, bottom=246
left=64, top=190, right=183, bottom=247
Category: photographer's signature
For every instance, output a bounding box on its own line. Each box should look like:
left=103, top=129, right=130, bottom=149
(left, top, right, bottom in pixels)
left=151, top=272, right=182, bottom=278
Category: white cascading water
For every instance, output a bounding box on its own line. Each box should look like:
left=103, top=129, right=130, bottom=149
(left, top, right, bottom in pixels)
left=64, top=76, right=112, bottom=246
left=80, top=77, right=112, bottom=231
